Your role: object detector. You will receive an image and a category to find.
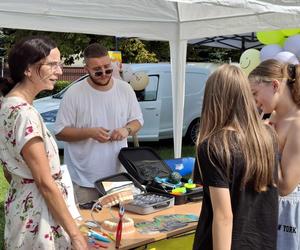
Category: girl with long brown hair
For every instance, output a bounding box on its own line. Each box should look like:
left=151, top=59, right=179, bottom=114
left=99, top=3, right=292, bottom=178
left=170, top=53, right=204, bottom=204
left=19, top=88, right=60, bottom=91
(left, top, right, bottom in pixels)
left=249, top=59, right=300, bottom=250
left=193, top=64, right=278, bottom=250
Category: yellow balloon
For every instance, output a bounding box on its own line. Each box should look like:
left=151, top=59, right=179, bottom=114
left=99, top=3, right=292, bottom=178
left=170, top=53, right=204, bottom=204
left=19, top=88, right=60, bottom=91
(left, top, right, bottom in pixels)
left=256, top=30, right=284, bottom=45
left=239, top=49, right=261, bottom=76
left=279, top=37, right=286, bottom=47
left=281, top=28, right=300, bottom=37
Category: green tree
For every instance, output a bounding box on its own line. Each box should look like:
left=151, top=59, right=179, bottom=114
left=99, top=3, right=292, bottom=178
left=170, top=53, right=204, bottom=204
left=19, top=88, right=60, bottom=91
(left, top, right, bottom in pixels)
left=119, top=38, right=158, bottom=63
left=145, top=41, right=170, bottom=62
left=188, top=43, right=241, bottom=63
left=0, top=28, right=242, bottom=65
left=2, top=29, right=94, bottom=64
left=1, top=29, right=122, bottom=64
left=1, top=29, right=160, bottom=64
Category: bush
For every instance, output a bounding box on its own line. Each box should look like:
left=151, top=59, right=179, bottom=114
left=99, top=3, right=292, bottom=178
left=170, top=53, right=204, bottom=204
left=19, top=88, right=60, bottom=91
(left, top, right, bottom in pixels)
left=36, top=80, right=70, bottom=99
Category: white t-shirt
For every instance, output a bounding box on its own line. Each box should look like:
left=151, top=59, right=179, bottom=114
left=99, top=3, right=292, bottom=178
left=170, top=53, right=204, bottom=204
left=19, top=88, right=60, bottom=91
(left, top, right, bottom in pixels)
left=54, top=77, right=144, bottom=187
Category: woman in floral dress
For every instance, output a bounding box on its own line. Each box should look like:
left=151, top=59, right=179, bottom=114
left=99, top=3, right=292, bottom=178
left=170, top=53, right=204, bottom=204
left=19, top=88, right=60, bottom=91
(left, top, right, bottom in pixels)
left=0, top=36, right=88, bottom=249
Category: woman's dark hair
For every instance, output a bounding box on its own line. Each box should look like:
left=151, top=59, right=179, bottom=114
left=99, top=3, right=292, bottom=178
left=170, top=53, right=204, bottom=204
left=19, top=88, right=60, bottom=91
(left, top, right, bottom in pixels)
left=0, top=77, right=11, bottom=96
left=1, top=36, right=57, bottom=95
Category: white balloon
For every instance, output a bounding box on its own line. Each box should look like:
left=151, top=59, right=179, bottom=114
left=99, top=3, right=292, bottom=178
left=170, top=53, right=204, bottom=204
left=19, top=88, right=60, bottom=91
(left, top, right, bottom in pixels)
left=283, top=35, right=300, bottom=58
left=121, top=64, right=134, bottom=82
left=260, top=44, right=282, bottom=61
left=130, top=71, right=149, bottom=91
left=274, top=51, right=299, bottom=64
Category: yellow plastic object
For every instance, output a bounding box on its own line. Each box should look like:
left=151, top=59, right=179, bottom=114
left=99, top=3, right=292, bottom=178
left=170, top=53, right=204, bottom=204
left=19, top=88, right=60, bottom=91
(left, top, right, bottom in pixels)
left=171, top=187, right=186, bottom=195
left=144, top=233, right=195, bottom=250
left=184, top=183, right=196, bottom=189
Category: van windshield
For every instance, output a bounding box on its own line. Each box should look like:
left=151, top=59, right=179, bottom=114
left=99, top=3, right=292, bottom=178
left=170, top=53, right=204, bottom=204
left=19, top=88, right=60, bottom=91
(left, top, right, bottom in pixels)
left=53, top=74, right=88, bottom=99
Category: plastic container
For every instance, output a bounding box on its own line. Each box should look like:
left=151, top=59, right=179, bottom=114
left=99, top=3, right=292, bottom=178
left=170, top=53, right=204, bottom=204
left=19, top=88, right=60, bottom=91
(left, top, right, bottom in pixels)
left=164, top=157, right=195, bottom=177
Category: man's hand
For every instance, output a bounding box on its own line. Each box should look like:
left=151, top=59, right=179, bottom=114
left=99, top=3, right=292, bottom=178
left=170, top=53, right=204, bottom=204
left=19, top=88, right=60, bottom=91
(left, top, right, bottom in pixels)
left=110, top=127, right=129, bottom=141
left=90, top=127, right=111, bottom=143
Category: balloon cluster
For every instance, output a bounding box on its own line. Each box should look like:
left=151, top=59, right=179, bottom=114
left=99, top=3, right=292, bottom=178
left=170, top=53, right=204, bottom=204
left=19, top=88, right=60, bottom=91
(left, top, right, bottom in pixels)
left=239, top=28, right=300, bottom=76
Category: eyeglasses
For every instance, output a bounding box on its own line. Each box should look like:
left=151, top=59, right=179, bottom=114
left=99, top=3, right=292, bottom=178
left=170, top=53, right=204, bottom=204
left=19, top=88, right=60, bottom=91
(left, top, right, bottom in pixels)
left=40, top=62, right=64, bottom=71
left=93, top=68, right=113, bottom=77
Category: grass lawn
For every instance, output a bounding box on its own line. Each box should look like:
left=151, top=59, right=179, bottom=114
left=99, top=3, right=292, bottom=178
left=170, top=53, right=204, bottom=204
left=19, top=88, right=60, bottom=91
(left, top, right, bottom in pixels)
left=137, top=139, right=196, bottom=159
left=0, top=171, right=9, bottom=249
left=0, top=140, right=196, bottom=247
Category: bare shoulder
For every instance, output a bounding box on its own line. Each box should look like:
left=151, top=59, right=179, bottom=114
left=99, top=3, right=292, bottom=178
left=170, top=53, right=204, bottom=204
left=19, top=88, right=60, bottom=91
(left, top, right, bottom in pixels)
left=286, top=113, right=300, bottom=143
left=290, top=111, right=300, bottom=130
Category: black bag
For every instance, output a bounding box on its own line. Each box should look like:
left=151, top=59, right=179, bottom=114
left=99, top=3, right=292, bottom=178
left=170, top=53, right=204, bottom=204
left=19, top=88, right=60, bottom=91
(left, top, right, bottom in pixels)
left=118, top=147, right=203, bottom=205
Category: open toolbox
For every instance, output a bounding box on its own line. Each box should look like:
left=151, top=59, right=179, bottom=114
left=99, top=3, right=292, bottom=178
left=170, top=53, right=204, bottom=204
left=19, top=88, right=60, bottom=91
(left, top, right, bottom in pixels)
left=118, top=147, right=203, bottom=205
left=94, top=172, right=175, bottom=215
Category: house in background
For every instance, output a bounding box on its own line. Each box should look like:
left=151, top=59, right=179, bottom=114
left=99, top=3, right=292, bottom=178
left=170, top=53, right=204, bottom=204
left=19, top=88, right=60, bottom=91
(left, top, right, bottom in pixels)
left=59, top=56, right=85, bottom=82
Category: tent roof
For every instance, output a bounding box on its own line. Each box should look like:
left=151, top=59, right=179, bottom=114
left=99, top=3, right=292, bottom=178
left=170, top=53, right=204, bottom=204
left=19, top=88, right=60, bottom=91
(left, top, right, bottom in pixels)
left=1, top=0, right=300, bottom=41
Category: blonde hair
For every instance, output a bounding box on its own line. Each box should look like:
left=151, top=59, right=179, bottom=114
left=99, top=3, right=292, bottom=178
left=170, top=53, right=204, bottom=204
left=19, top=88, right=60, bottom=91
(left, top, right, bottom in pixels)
left=249, top=59, right=300, bottom=106
left=197, top=64, right=276, bottom=192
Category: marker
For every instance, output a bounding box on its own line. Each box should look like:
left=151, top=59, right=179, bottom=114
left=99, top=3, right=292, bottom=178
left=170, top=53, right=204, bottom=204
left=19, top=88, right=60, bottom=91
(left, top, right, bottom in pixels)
left=87, top=231, right=111, bottom=243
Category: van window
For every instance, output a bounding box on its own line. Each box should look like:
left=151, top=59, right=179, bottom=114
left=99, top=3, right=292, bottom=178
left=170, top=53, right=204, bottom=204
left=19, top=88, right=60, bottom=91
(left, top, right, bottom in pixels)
left=137, top=75, right=159, bottom=102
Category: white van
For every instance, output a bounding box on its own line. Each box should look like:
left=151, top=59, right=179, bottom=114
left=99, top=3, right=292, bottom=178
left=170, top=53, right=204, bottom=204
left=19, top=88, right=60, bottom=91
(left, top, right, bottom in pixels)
left=131, top=63, right=215, bottom=143
left=33, top=63, right=216, bottom=148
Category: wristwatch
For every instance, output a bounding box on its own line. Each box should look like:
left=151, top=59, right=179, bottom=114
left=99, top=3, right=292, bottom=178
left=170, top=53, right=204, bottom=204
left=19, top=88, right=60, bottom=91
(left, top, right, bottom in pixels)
left=125, top=126, right=132, bottom=136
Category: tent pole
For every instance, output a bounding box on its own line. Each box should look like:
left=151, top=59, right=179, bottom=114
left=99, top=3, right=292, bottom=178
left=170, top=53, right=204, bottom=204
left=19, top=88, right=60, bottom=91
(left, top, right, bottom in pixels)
left=169, top=39, right=187, bottom=158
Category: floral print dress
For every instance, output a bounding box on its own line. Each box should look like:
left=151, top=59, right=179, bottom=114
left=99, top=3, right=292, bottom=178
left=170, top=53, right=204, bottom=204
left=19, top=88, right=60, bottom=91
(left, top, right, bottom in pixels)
left=0, top=96, right=71, bottom=249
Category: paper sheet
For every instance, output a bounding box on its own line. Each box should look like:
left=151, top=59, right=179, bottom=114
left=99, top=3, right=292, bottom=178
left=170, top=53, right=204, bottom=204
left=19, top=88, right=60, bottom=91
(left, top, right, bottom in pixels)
left=60, top=164, right=82, bottom=221
left=102, top=181, right=133, bottom=193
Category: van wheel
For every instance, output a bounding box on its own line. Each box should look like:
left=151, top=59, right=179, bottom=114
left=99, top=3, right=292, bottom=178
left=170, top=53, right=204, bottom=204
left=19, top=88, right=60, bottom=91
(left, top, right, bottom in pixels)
left=185, top=119, right=200, bottom=145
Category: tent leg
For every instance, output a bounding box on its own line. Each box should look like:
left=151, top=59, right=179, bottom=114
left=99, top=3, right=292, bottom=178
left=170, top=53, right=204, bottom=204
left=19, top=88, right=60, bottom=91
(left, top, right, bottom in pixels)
left=169, top=39, right=187, bottom=158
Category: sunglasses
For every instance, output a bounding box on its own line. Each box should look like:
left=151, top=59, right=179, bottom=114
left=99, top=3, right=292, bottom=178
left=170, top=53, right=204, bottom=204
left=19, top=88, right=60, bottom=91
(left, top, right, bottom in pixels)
left=93, top=68, right=113, bottom=77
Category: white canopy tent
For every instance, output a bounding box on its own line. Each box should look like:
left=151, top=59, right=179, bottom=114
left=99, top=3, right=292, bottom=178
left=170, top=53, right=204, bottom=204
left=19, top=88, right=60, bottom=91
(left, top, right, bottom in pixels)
left=1, top=0, right=300, bottom=157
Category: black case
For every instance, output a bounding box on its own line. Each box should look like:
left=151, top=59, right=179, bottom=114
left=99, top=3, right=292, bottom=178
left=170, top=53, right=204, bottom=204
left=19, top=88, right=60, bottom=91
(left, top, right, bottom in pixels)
left=94, top=172, right=175, bottom=214
left=118, top=147, right=203, bottom=205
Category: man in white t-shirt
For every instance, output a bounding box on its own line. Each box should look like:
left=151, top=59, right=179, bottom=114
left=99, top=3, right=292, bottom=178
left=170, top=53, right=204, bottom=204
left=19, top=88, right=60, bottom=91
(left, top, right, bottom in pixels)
left=54, top=43, right=143, bottom=204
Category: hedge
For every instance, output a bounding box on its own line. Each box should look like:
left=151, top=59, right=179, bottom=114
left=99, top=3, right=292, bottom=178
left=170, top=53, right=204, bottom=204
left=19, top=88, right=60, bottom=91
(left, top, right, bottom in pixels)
left=36, top=80, right=71, bottom=99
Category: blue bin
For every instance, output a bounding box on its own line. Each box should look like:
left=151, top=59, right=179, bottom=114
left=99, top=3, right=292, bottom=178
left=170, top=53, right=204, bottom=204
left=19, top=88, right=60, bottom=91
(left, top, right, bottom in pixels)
left=164, top=157, right=195, bottom=177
